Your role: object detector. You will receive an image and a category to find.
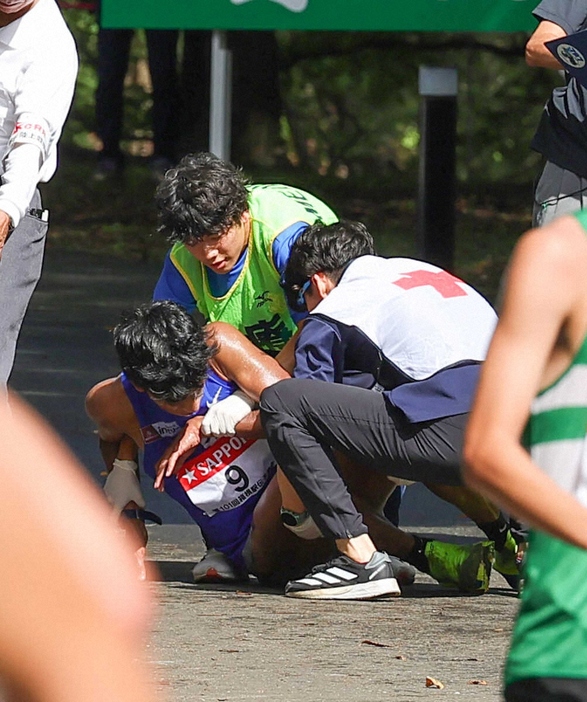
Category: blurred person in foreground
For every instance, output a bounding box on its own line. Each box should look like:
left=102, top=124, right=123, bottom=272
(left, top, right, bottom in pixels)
left=0, top=0, right=77, bottom=391
left=464, top=211, right=587, bottom=701
left=0, top=394, right=158, bottom=701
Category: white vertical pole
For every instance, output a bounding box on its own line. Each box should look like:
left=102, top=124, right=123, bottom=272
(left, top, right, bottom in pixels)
left=209, top=30, right=232, bottom=160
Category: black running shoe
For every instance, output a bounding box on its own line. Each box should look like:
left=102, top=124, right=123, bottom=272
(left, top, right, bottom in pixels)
left=285, top=551, right=401, bottom=600
left=389, top=555, right=417, bottom=586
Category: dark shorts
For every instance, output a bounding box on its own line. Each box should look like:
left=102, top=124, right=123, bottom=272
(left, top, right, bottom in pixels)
left=506, top=677, right=587, bottom=702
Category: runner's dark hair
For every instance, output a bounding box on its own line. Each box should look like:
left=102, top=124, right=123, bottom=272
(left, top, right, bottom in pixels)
left=114, top=300, right=218, bottom=403
left=283, top=220, right=375, bottom=311
left=155, top=151, right=250, bottom=244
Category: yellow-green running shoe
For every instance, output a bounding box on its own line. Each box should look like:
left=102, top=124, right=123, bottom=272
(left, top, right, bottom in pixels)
left=494, top=530, right=525, bottom=591
left=424, top=540, right=495, bottom=594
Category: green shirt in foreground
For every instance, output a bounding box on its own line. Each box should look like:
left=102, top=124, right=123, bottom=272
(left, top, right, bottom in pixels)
left=506, top=209, right=587, bottom=686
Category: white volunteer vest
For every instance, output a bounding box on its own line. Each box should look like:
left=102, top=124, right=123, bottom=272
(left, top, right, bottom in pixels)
left=313, top=255, right=497, bottom=380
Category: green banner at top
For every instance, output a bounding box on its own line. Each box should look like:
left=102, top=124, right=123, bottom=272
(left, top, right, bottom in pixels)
left=101, top=0, right=538, bottom=32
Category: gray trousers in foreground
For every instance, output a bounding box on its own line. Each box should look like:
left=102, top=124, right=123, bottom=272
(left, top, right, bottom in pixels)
left=533, top=161, right=587, bottom=227
left=0, top=190, right=47, bottom=389
left=260, top=378, right=467, bottom=541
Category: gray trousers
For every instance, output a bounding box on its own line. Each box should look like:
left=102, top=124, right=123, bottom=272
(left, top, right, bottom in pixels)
left=0, top=190, right=47, bottom=389
left=533, top=161, right=587, bottom=227
left=260, top=378, right=467, bottom=541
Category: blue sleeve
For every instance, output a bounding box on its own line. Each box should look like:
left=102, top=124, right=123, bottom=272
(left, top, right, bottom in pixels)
left=271, top=221, right=310, bottom=324
left=532, top=0, right=587, bottom=33
left=293, top=317, right=344, bottom=382
left=271, top=221, right=309, bottom=276
left=153, top=251, right=197, bottom=314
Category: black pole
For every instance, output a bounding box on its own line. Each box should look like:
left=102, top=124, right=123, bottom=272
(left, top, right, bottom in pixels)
left=417, top=67, right=457, bottom=271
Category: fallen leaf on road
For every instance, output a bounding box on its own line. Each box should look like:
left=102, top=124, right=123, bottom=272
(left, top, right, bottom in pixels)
left=426, top=677, right=445, bottom=689
left=468, top=680, right=488, bottom=685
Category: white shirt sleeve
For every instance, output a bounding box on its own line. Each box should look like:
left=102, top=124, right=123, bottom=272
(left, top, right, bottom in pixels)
left=0, top=23, right=77, bottom=226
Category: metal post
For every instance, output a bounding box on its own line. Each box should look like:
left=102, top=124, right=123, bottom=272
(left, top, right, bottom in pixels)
left=209, top=30, right=232, bottom=161
left=417, top=66, right=458, bottom=271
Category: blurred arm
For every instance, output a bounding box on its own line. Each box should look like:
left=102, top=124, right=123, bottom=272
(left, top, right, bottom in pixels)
left=0, top=394, right=159, bottom=702
left=463, top=218, right=587, bottom=549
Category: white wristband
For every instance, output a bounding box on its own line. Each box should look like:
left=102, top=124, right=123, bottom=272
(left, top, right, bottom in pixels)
left=201, top=390, right=257, bottom=437
left=103, top=459, right=145, bottom=513
left=280, top=510, right=324, bottom=540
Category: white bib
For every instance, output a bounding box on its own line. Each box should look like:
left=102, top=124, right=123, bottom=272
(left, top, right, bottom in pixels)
left=176, top=437, right=275, bottom=516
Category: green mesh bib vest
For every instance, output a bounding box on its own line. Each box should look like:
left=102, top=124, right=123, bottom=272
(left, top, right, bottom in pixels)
left=170, top=184, right=337, bottom=355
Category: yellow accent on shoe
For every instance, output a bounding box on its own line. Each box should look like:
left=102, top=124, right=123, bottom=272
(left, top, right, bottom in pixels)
left=494, top=531, right=525, bottom=590
left=424, top=539, right=495, bottom=595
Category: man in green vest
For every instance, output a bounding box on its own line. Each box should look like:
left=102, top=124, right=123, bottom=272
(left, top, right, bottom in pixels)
left=153, top=151, right=338, bottom=356
left=152, top=150, right=338, bottom=579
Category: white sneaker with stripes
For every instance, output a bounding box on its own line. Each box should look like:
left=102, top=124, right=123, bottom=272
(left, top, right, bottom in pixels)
left=285, top=551, right=401, bottom=600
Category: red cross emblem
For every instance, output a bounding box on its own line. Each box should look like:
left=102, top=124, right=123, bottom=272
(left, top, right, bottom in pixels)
left=393, top=269, right=467, bottom=298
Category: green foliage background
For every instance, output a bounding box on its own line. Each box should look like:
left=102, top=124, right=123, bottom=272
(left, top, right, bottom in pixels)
left=49, top=10, right=558, bottom=302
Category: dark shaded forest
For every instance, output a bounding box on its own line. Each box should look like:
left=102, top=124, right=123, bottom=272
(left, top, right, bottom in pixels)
left=47, top=9, right=557, bottom=301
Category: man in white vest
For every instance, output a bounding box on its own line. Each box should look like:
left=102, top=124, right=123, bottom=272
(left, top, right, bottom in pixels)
left=260, top=220, right=522, bottom=600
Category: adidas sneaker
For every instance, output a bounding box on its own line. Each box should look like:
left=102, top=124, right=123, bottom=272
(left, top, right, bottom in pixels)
left=285, top=550, right=401, bottom=600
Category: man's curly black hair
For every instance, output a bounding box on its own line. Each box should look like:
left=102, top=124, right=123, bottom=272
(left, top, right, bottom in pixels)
left=283, top=220, right=375, bottom=312
left=155, top=152, right=250, bottom=245
left=113, top=300, right=218, bottom=404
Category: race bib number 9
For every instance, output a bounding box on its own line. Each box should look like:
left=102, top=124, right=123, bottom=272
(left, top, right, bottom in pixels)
left=176, top=436, right=275, bottom=516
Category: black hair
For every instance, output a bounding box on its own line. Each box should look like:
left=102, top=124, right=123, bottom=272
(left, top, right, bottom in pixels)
left=113, top=300, right=217, bottom=404
left=283, top=220, right=375, bottom=311
left=155, top=152, right=250, bottom=244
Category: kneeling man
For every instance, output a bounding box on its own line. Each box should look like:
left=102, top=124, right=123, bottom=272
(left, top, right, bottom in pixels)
left=260, top=220, right=522, bottom=599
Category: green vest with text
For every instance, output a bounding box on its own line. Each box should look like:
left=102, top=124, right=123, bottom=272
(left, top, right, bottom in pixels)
left=169, top=183, right=337, bottom=355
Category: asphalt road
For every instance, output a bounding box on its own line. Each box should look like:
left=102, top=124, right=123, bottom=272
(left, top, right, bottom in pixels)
left=146, top=524, right=518, bottom=702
